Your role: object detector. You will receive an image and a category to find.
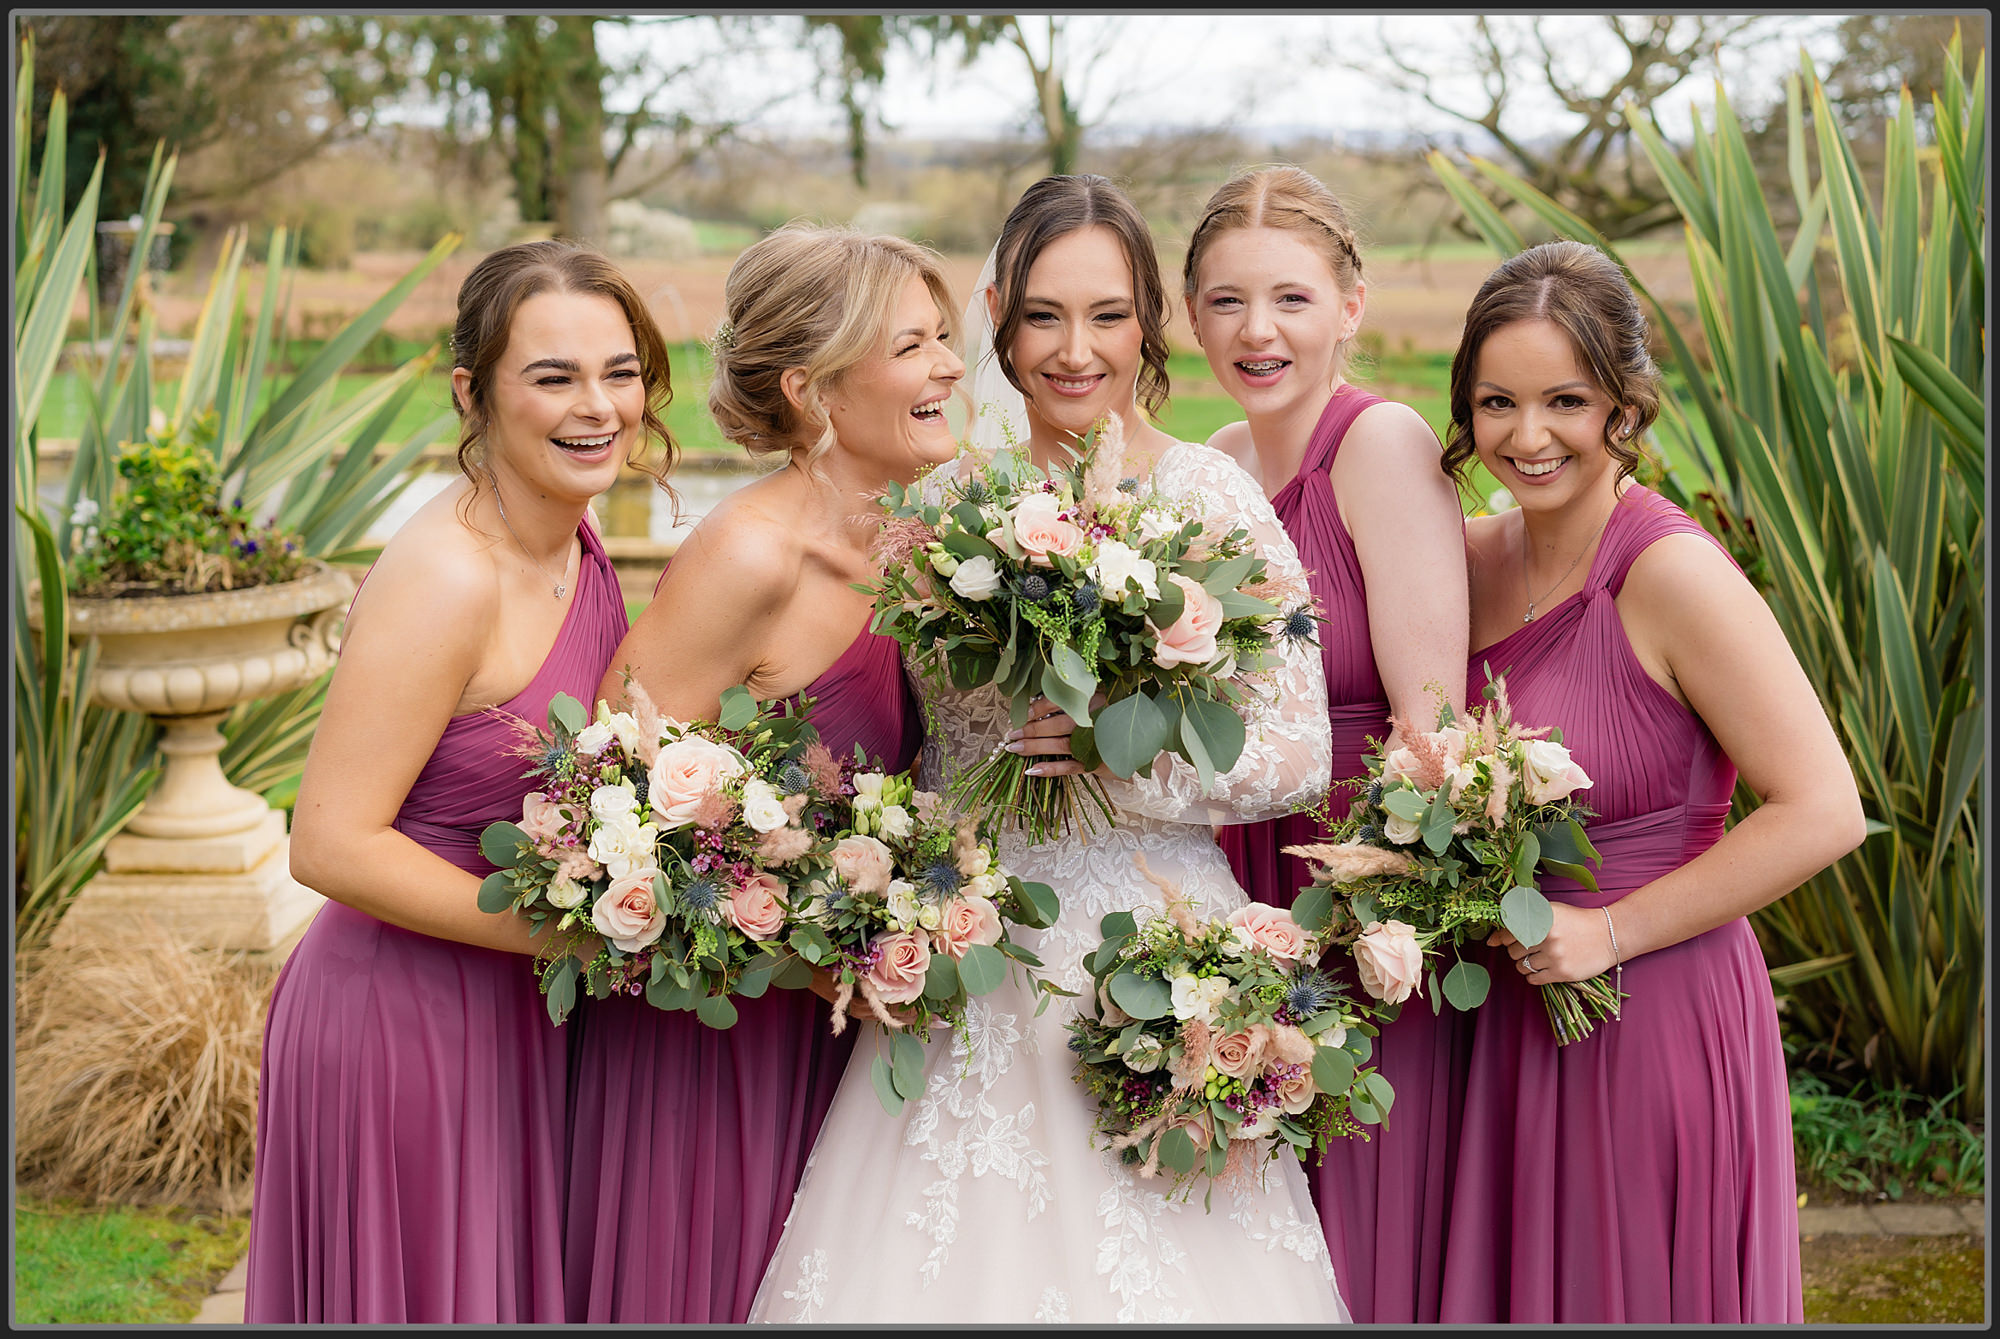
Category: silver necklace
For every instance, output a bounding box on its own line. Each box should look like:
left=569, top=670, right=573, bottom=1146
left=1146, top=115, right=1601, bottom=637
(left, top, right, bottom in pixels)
left=495, top=490, right=572, bottom=600
left=1521, top=508, right=1612, bottom=623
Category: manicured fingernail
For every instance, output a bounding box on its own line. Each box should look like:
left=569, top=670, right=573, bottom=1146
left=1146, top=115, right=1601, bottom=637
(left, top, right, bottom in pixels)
left=1003, top=729, right=1022, bottom=743
left=1025, top=765, right=1046, bottom=776
left=1004, top=741, right=1025, bottom=754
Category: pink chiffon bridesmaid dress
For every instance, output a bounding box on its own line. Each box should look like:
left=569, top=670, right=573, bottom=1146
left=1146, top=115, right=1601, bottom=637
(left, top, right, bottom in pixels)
left=1216, top=384, right=1473, bottom=1323
left=246, top=519, right=627, bottom=1324
left=1438, top=486, right=1802, bottom=1323
left=561, top=624, right=922, bottom=1324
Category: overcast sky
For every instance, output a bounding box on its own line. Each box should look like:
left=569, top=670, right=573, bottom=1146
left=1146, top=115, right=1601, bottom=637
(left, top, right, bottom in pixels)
left=620, top=13, right=1850, bottom=148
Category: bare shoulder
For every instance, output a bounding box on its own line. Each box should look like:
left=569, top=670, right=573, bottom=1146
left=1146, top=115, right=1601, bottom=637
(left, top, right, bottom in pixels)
left=1204, top=418, right=1253, bottom=466
left=1620, top=529, right=1753, bottom=616
left=346, top=489, right=499, bottom=644
left=1332, top=399, right=1448, bottom=480
left=653, top=481, right=801, bottom=612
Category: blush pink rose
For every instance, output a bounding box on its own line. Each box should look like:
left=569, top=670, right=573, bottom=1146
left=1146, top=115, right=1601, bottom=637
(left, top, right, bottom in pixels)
left=930, top=894, right=1003, bottom=960
left=725, top=872, right=788, bottom=941
left=865, top=930, right=932, bottom=1005
left=1009, top=492, right=1084, bottom=566
left=1226, top=902, right=1312, bottom=964
left=1352, top=919, right=1426, bottom=1005
left=1270, top=1063, right=1319, bottom=1114
left=649, top=736, right=749, bottom=830
left=755, top=823, right=816, bottom=865
left=1148, top=573, right=1225, bottom=668
left=1209, top=1025, right=1270, bottom=1080
left=592, top=868, right=667, bottom=952
left=830, top=834, right=895, bottom=896
left=518, top=791, right=578, bottom=848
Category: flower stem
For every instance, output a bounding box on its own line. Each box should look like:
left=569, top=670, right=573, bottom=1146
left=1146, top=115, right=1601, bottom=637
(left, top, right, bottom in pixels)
left=953, top=746, right=1115, bottom=844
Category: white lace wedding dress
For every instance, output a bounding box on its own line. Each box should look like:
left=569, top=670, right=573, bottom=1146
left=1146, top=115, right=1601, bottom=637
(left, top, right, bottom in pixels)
left=748, top=440, right=1349, bottom=1325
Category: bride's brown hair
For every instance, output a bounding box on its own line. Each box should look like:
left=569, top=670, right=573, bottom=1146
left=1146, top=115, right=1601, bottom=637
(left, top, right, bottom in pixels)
left=987, top=174, right=1172, bottom=418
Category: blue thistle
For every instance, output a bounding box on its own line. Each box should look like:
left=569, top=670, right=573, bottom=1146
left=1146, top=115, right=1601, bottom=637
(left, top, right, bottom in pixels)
left=1067, top=1032, right=1090, bottom=1053
left=775, top=760, right=812, bottom=794
left=679, top=874, right=726, bottom=921
left=1365, top=779, right=1383, bottom=808
left=1357, top=822, right=1382, bottom=844
left=534, top=737, right=573, bottom=777
left=1016, top=572, right=1052, bottom=602
left=917, top=858, right=963, bottom=901
left=1284, top=968, right=1339, bottom=1019
left=1116, top=477, right=1140, bottom=493
left=1072, top=581, right=1101, bottom=617
left=631, top=772, right=651, bottom=811
left=1279, top=604, right=1320, bottom=648
left=963, top=476, right=994, bottom=505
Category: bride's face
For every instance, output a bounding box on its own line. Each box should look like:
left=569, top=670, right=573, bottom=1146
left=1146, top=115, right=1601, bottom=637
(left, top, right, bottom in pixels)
left=999, top=225, right=1145, bottom=447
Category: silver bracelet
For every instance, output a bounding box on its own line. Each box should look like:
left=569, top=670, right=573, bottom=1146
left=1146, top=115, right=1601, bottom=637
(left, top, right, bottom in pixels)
left=1601, top=905, right=1623, bottom=1021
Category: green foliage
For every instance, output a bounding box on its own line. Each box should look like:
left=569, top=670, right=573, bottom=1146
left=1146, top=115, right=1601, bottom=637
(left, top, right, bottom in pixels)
left=68, top=418, right=310, bottom=596
left=13, top=30, right=463, bottom=942
left=1789, top=1069, right=1986, bottom=1201
left=1428, top=29, right=1986, bottom=1114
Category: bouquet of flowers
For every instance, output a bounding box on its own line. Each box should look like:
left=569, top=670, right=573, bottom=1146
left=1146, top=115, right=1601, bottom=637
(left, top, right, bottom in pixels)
left=778, top=766, right=1069, bottom=1115
left=1285, top=665, right=1621, bottom=1044
left=477, top=684, right=839, bottom=1027
left=861, top=415, right=1320, bottom=842
left=1068, top=857, right=1391, bottom=1207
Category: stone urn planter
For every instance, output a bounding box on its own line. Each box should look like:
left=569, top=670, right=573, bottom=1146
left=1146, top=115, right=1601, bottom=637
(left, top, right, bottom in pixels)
left=29, top=561, right=354, bottom=955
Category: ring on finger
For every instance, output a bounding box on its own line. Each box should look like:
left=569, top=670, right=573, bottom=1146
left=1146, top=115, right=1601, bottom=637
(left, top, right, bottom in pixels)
left=1521, top=955, right=1536, bottom=974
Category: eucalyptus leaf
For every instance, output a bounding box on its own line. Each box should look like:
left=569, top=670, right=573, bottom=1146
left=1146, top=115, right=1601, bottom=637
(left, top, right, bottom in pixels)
left=870, top=1053, right=906, bottom=1116
left=1094, top=691, right=1172, bottom=778
left=694, top=992, right=740, bottom=1030
left=1442, top=960, right=1491, bottom=1011
left=478, top=821, right=528, bottom=870
left=544, top=957, right=580, bottom=1026
left=548, top=691, right=587, bottom=736
left=717, top=685, right=758, bottom=732
left=1157, top=1126, right=1199, bottom=1174
left=1291, top=884, right=1334, bottom=934
left=923, top=952, right=961, bottom=1001
left=1499, top=885, right=1555, bottom=948
left=1107, top=968, right=1174, bottom=1020
left=1181, top=696, right=1247, bottom=776
left=958, top=943, right=1009, bottom=995
left=1311, top=1045, right=1356, bottom=1096
left=476, top=870, right=516, bottom=915
left=890, top=1028, right=928, bottom=1098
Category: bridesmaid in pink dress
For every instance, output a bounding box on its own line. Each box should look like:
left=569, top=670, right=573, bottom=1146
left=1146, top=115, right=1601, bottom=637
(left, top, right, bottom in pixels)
left=1436, top=240, right=1865, bottom=1322
left=247, top=241, right=677, bottom=1323
left=562, top=224, right=960, bottom=1323
left=1182, top=165, right=1471, bottom=1323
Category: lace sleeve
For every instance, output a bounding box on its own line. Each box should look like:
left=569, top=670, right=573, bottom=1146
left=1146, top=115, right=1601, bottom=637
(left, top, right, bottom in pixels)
left=1098, top=443, right=1333, bottom=827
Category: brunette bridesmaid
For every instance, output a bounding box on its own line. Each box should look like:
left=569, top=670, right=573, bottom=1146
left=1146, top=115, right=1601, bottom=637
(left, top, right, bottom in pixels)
left=1436, top=239, right=1865, bottom=1322
left=1183, top=165, right=1471, bottom=1323
left=562, top=224, right=958, bottom=1323
left=246, top=241, right=675, bottom=1323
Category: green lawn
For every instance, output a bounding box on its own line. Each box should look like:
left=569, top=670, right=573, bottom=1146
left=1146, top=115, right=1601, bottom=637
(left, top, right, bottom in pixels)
left=13, top=1196, right=249, bottom=1324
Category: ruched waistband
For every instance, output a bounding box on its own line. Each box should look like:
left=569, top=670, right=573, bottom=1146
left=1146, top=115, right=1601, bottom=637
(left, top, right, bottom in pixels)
left=1537, top=801, right=1731, bottom=906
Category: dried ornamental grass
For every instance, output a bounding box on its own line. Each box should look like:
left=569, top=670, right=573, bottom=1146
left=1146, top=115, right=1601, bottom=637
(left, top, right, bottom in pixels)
left=14, top=934, right=278, bottom=1212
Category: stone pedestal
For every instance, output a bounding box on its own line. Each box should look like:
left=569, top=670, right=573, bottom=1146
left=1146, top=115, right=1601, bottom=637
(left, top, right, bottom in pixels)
left=56, top=810, right=324, bottom=957
left=29, top=563, right=352, bottom=959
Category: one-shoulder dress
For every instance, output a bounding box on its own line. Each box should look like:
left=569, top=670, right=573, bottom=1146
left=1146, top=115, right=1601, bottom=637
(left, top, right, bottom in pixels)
left=245, top=519, right=628, bottom=1324
left=1215, top=384, right=1472, bottom=1323
left=562, top=625, right=923, bottom=1324
left=1438, top=486, right=1802, bottom=1323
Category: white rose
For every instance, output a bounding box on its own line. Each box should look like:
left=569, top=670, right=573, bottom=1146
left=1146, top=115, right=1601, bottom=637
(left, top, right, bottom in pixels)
left=740, top=778, right=790, bottom=833
left=1088, top=539, right=1161, bottom=601
left=574, top=722, right=616, bottom=755
left=1521, top=738, right=1594, bottom=805
left=1383, top=810, right=1423, bottom=845
left=1170, top=973, right=1230, bottom=1025
left=1137, top=508, right=1177, bottom=543
left=546, top=875, right=588, bottom=910
left=916, top=902, right=943, bottom=931
left=959, top=846, right=992, bottom=878
left=603, top=709, right=642, bottom=754
left=590, top=783, right=639, bottom=822
left=886, top=878, right=921, bottom=929
left=949, top=555, right=1002, bottom=600
left=963, top=871, right=1007, bottom=902
left=1231, top=1108, right=1280, bottom=1140
left=588, top=814, right=659, bottom=880
left=879, top=804, right=914, bottom=841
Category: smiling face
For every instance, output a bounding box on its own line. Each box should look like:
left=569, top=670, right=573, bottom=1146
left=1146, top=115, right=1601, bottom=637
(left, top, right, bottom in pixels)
left=1188, top=225, right=1364, bottom=418
left=458, top=290, right=644, bottom=504
left=823, top=274, right=965, bottom=481
left=1001, top=224, right=1147, bottom=451
left=1470, top=317, right=1631, bottom=511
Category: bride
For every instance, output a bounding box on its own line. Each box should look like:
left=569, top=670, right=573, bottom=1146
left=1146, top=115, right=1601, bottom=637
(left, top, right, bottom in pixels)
left=750, top=174, right=1347, bottom=1325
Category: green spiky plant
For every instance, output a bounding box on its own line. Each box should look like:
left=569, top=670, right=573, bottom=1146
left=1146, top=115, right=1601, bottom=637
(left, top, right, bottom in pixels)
left=1427, top=28, right=1985, bottom=1115
left=14, top=30, right=464, bottom=945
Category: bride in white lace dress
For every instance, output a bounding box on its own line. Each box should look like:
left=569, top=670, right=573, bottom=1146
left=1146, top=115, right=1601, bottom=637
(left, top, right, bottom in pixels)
left=750, top=175, right=1349, bottom=1325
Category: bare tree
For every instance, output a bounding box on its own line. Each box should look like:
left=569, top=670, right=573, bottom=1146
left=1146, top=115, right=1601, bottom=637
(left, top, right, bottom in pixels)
left=1333, top=15, right=1786, bottom=241
left=925, top=16, right=1135, bottom=178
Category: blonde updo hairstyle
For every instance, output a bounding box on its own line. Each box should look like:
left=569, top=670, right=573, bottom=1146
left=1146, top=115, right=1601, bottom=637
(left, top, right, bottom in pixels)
left=449, top=238, right=677, bottom=507
left=1183, top=164, right=1369, bottom=381
left=707, top=223, right=957, bottom=475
